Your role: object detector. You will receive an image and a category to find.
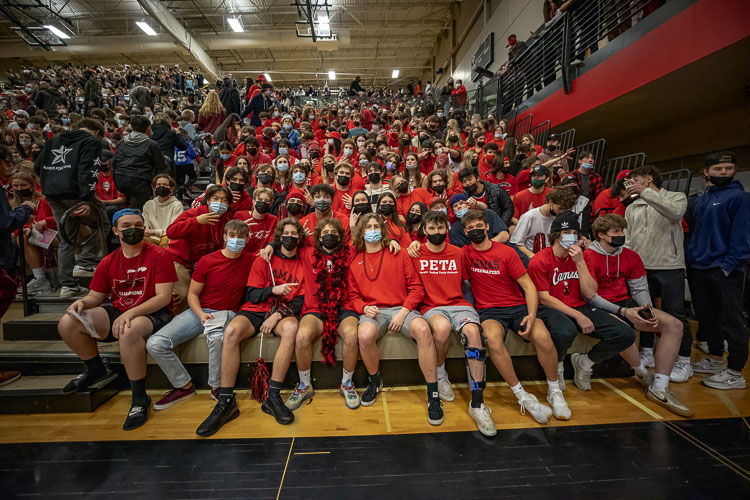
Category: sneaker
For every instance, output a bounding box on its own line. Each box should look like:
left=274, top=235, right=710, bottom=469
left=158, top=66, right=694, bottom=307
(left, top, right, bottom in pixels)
left=0, top=370, right=21, bottom=387
left=123, top=397, right=151, bottom=431
left=570, top=353, right=592, bottom=391
left=640, top=350, right=655, bottom=369
left=60, top=285, right=88, bottom=298
left=285, top=383, right=314, bottom=410
left=72, top=265, right=96, bottom=278
left=360, top=379, right=383, bottom=407
left=196, top=396, right=240, bottom=436
left=691, top=358, right=726, bottom=374
left=427, top=398, right=444, bottom=426
left=570, top=58, right=585, bottom=67
left=546, top=390, right=571, bottom=420
left=518, top=393, right=552, bottom=424
left=702, top=369, right=747, bottom=390
left=153, top=385, right=196, bottom=410
left=62, top=370, right=116, bottom=394
left=557, top=366, right=566, bottom=392
left=437, top=375, right=455, bottom=402
left=646, top=386, right=693, bottom=417
left=338, top=383, right=361, bottom=410
left=26, top=278, right=52, bottom=295
left=469, top=403, right=497, bottom=437
left=262, top=392, right=295, bottom=424
left=696, top=341, right=709, bottom=354
left=670, top=360, right=694, bottom=383
left=634, top=370, right=654, bottom=388
left=210, top=388, right=220, bottom=401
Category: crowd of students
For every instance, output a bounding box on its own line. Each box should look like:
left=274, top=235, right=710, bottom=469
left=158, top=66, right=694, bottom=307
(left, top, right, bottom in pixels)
left=0, top=66, right=748, bottom=437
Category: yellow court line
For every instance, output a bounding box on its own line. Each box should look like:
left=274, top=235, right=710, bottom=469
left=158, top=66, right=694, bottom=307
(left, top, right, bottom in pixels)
left=744, top=417, right=750, bottom=431
left=276, top=437, right=295, bottom=500
left=381, top=392, right=392, bottom=433
left=716, top=392, right=741, bottom=416
left=597, top=379, right=664, bottom=420
left=293, top=451, right=331, bottom=455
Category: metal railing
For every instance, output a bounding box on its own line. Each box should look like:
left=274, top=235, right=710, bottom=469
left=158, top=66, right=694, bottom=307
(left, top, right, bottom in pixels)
left=512, top=114, right=534, bottom=139
left=660, top=168, right=692, bottom=195
left=557, top=128, right=577, bottom=153
left=600, top=152, right=646, bottom=187
left=530, top=120, right=551, bottom=146
left=575, top=137, right=607, bottom=170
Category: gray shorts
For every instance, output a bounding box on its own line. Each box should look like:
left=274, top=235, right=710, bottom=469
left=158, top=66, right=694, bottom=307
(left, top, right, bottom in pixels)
left=359, top=306, right=424, bottom=338
left=423, top=305, right=480, bottom=332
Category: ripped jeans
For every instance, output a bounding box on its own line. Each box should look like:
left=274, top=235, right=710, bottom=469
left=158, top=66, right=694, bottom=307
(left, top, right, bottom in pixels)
left=146, top=308, right=236, bottom=389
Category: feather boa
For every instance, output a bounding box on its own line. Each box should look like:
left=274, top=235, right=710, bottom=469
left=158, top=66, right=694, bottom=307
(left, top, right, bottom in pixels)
left=313, top=245, right=350, bottom=366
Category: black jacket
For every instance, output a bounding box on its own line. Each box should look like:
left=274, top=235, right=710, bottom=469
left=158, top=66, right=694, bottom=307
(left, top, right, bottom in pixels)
left=240, top=93, right=271, bottom=127
left=479, top=180, right=514, bottom=226
left=34, top=88, right=63, bottom=115
left=111, top=132, right=169, bottom=182
left=34, top=130, right=102, bottom=200
left=0, top=196, right=33, bottom=271
left=150, top=122, right=187, bottom=160
left=219, top=85, right=241, bottom=116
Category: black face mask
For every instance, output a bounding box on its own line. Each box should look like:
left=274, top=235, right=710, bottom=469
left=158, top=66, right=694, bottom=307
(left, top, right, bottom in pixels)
left=406, top=212, right=422, bottom=224
left=353, top=202, right=371, bottom=215
left=426, top=232, right=447, bottom=245
left=254, top=200, right=270, bottom=214
left=314, top=199, right=332, bottom=213
left=321, top=234, right=340, bottom=250
left=709, top=175, right=733, bottom=188
left=281, top=235, right=299, bottom=251
left=310, top=152, right=320, bottom=160
left=547, top=144, right=557, bottom=152
left=470, top=158, right=478, bottom=167
left=464, top=183, right=478, bottom=195
left=257, top=173, right=273, bottom=185
left=549, top=206, right=558, bottom=217
left=337, top=175, right=351, bottom=186
left=287, top=202, right=303, bottom=215
left=432, top=184, right=445, bottom=194
left=367, top=148, right=376, bottom=157
left=31, top=150, right=41, bottom=161
left=341, top=132, right=349, bottom=139
left=248, top=148, right=258, bottom=155
left=396, top=183, right=409, bottom=194
left=16, top=188, right=33, bottom=198
left=467, top=228, right=486, bottom=244
left=354, top=122, right=361, bottom=127
left=155, top=186, right=170, bottom=198
left=401, top=138, right=411, bottom=145
left=120, top=227, right=145, bottom=245
left=100, top=163, right=111, bottom=171
left=368, top=172, right=381, bottom=185
left=379, top=204, right=395, bottom=216
left=324, top=163, right=335, bottom=171
left=229, top=182, right=244, bottom=192
left=608, top=235, right=625, bottom=248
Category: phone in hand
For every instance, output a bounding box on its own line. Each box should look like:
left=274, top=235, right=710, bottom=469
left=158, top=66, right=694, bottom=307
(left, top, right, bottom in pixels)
left=638, top=306, right=655, bottom=321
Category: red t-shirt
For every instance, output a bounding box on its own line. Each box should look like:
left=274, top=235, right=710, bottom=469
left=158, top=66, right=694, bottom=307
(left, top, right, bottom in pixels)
left=513, top=187, right=552, bottom=219
left=332, top=184, right=357, bottom=214
left=462, top=242, right=527, bottom=310
left=239, top=253, right=305, bottom=313
left=528, top=247, right=585, bottom=308
left=592, top=187, right=626, bottom=218
left=584, top=247, right=646, bottom=304
left=233, top=211, right=278, bottom=256
left=395, top=188, right=432, bottom=217
left=95, top=172, right=122, bottom=201
left=347, top=249, right=424, bottom=313
left=516, top=169, right=531, bottom=191
left=485, top=172, right=518, bottom=196
left=89, top=244, right=177, bottom=312
left=414, top=243, right=471, bottom=314
left=192, top=250, right=256, bottom=311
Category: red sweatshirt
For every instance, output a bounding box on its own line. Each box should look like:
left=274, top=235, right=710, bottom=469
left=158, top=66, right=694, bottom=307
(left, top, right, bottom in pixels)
left=166, top=205, right=232, bottom=268
left=347, top=248, right=424, bottom=313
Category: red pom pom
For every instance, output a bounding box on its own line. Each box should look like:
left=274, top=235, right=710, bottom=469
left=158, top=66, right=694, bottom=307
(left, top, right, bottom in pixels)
left=251, top=357, right=270, bottom=402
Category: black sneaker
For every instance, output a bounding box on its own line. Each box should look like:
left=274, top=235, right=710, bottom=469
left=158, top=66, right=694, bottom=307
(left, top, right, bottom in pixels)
left=261, top=393, right=294, bottom=425
left=62, top=370, right=116, bottom=395
left=427, top=398, right=444, bottom=426
left=196, top=396, right=240, bottom=437
left=361, top=379, right=383, bottom=407
left=123, top=397, right=151, bottom=431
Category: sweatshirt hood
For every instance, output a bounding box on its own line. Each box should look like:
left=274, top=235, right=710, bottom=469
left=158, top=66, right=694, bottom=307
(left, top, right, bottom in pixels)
left=156, top=195, right=184, bottom=208
left=149, top=122, right=171, bottom=140
left=60, top=129, right=99, bottom=145
left=124, top=131, right=151, bottom=145
left=706, top=179, right=745, bottom=194
left=589, top=240, right=622, bottom=279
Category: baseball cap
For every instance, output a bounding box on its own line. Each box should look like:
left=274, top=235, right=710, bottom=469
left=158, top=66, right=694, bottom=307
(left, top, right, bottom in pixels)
left=551, top=211, right=580, bottom=232
left=615, top=169, right=631, bottom=181
left=450, top=193, right=468, bottom=207
left=531, top=165, right=549, bottom=177
left=705, top=151, right=736, bottom=168
left=14, top=110, right=29, bottom=118
left=112, top=208, right=143, bottom=225
left=547, top=133, right=560, bottom=142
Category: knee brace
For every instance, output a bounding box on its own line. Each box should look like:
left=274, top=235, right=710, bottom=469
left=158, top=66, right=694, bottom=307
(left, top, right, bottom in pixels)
left=459, top=325, right=487, bottom=391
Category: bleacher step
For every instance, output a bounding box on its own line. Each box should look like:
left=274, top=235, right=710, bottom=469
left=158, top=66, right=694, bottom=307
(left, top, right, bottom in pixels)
left=0, top=374, right=119, bottom=414
left=4, top=313, right=65, bottom=341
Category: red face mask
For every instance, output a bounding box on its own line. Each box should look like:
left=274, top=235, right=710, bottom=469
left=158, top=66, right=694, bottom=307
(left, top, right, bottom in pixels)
left=508, top=38, right=517, bottom=46
left=484, top=154, right=496, bottom=164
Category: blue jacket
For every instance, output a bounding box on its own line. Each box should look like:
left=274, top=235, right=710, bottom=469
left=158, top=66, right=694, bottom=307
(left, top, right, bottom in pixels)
left=0, top=195, right=33, bottom=271
left=686, top=180, right=750, bottom=273
left=174, top=143, right=197, bottom=166
left=276, top=128, right=300, bottom=153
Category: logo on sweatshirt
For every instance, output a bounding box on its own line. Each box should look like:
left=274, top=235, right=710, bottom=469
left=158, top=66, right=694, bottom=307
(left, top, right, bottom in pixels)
left=52, top=145, right=72, bottom=164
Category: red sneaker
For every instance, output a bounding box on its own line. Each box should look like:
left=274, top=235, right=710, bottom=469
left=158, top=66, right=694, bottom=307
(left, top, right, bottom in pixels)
left=0, top=371, right=21, bottom=387
left=153, top=385, right=196, bottom=411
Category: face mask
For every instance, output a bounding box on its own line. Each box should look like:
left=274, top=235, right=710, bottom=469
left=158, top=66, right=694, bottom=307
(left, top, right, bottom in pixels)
left=283, top=124, right=292, bottom=131
left=16, top=188, right=33, bottom=198
left=401, top=138, right=411, bottom=145
left=396, top=182, right=409, bottom=194
left=437, top=113, right=444, bottom=118
left=709, top=175, right=733, bottom=187
left=286, top=201, right=303, bottom=215
left=354, top=122, right=361, bottom=127
left=119, top=120, right=126, bottom=126
left=324, top=163, right=335, bottom=171
left=120, top=227, right=145, bottom=245
left=209, top=201, right=228, bottom=214
left=467, top=228, right=486, bottom=244
left=308, top=114, right=315, bottom=120
left=367, top=148, right=376, bottom=157
left=385, top=162, right=395, bottom=171
left=226, top=237, right=246, bottom=252
left=254, top=200, right=270, bottom=214
left=471, top=158, right=478, bottom=167
left=455, top=208, right=468, bottom=219
left=435, top=207, right=448, bottom=215
left=464, top=183, right=478, bottom=195
left=608, top=235, right=625, bottom=248
left=530, top=178, right=546, bottom=189
left=19, top=141, right=30, bottom=148
left=353, top=202, right=370, bottom=215
left=327, top=138, right=335, bottom=145
left=581, top=162, right=594, bottom=170
left=364, top=230, right=382, bottom=242
left=368, top=172, right=381, bottom=184
left=257, top=173, right=272, bottom=185
left=220, top=154, right=231, bottom=161
left=406, top=212, right=422, bottom=224
left=274, top=111, right=280, bottom=117
left=372, top=125, right=380, bottom=132
left=484, top=153, right=496, bottom=164
left=278, top=147, right=289, bottom=156
left=359, top=159, right=368, bottom=168
left=310, top=152, right=320, bottom=160
left=247, top=148, right=258, bottom=155
left=321, top=234, right=339, bottom=250
left=277, top=162, right=289, bottom=172
left=547, top=144, right=558, bottom=152
left=379, top=204, right=395, bottom=216
left=288, top=171, right=304, bottom=184
left=337, top=175, right=351, bottom=186
left=155, top=186, right=170, bottom=197
left=405, top=163, right=418, bottom=171
left=549, top=206, right=558, bottom=216
left=314, top=199, right=332, bottom=212
left=343, top=148, right=353, bottom=156
left=426, top=232, right=447, bottom=245
left=560, top=234, right=578, bottom=249
left=281, top=235, right=299, bottom=250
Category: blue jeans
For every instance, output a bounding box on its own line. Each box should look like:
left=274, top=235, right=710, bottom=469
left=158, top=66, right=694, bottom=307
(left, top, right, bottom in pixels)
left=146, top=308, right=236, bottom=388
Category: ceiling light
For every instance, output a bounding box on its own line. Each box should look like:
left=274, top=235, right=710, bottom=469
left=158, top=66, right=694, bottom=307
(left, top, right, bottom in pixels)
left=328, top=70, right=336, bottom=80
left=392, top=69, right=400, bottom=79
left=136, top=21, right=157, bottom=36
left=227, top=17, right=243, bottom=33
left=264, top=73, right=272, bottom=82
left=44, top=25, right=70, bottom=39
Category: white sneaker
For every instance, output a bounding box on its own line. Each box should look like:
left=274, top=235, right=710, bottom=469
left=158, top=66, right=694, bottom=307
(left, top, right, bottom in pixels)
left=571, top=58, right=585, bottom=67
left=646, top=386, right=693, bottom=417
left=640, top=350, right=655, bottom=369
left=468, top=403, right=497, bottom=437
left=518, top=393, right=552, bottom=424
left=696, top=341, right=709, bottom=354
left=557, top=367, right=567, bottom=392
left=437, top=375, right=455, bottom=402
left=702, top=369, right=746, bottom=390
left=669, top=360, right=694, bottom=383
left=26, top=278, right=52, bottom=295
left=546, top=390, right=571, bottom=420
left=691, top=358, right=726, bottom=374
left=60, top=286, right=88, bottom=298
left=72, top=265, right=96, bottom=278
left=570, top=353, right=592, bottom=391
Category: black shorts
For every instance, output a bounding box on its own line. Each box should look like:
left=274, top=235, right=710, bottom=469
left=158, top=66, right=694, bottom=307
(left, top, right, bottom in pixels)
left=613, top=298, right=638, bottom=328
left=99, top=305, right=173, bottom=343
left=237, top=310, right=267, bottom=333
left=478, top=304, right=528, bottom=334
left=303, top=309, right=359, bottom=324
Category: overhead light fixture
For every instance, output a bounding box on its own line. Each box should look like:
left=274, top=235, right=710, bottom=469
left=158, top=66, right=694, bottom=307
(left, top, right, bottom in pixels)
left=264, top=73, right=272, bottom=82
left=227, top=17, right=243, bottom=33
left=392, top=69, right=400, bottom=79
left=136, top=21, right=157, bottom=36
left=328, top=70, right=336, bottom=80
left=44, top=25, right=70, bottom=39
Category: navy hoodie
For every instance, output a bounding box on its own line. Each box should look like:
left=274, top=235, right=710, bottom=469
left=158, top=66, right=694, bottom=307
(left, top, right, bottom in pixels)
left=686, top=180, right=750, bottom=273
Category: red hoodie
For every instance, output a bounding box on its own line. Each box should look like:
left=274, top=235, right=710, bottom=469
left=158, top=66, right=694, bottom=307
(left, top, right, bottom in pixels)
left=166, top=205, right=233, bottom=268
left=347, top=248, right=424, bottom=313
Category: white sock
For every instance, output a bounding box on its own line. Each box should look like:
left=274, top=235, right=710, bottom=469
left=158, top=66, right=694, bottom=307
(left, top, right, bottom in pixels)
left=342, top=368, right=354, bottom=386
left=510, top=382, right=527, bottom=401
left=677, top=355, right=691, bottom=364
left=32, top=268, right=45, bottom=280
left=641, top=347, right=654, bottom=355
left=436, top=363, right=448, bottom=379
left=633, top=362, right=648, bottom=377
left=580, top=354, right=595, bottom=371
left=557, top=361, right=564, bottom=372
left=298, top=369, right=311, bottom=389
left=547, top=380, right=560, bottom=394
left=652, top=373, right=669, bottom=392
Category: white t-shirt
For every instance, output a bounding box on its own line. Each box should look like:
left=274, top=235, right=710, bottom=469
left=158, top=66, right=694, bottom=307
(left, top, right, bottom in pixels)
left=510, top=207, right=554, bottom=252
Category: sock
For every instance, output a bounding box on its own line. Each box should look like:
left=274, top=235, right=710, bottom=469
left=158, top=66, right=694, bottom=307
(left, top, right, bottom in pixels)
left=426, top=381, right=439, bottom=401
left=641, top=347, right=654, bottom=355
left=470, top=389, right=484, bottom=408
left=342, top=368, right=354, bottom=387
left=298, top=369, right=311, bottom=390
left=547, top=379, right=560, bottom=394
left=268, top=379, right=283, bottom=396
left=129, top=377, right=148, bottom=406
left=83, top=354, right=106, bottom=377
left=677, top=355, right=691, bottom=364
left=557, top=361, right=564, bottom=372
left=369, top=371, right=381, bottom=387
left=510, top=382, right=527, bottom=401
left=580, top=354, right=595, bottom=371
left=632, top=362, right=648, bottom=377
left=652, top=373, right=669, bottom=392
left=32, top=267, right=45, bottom=280
left=219, top=387, right=234, bottom=401
left=436, top=363, right=448, bottom=379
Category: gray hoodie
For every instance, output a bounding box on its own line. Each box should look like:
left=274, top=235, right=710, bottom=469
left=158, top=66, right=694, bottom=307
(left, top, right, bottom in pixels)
left=586, top=240, right=651, bottom=313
